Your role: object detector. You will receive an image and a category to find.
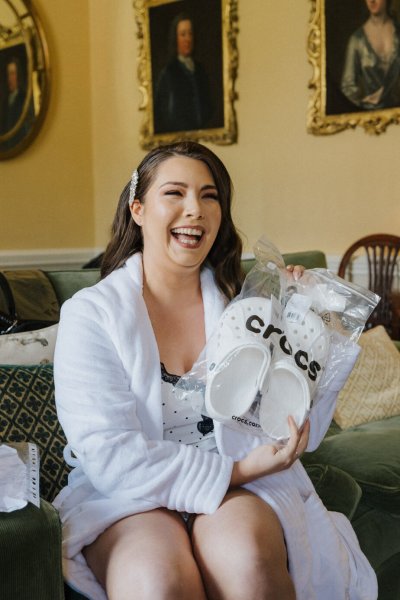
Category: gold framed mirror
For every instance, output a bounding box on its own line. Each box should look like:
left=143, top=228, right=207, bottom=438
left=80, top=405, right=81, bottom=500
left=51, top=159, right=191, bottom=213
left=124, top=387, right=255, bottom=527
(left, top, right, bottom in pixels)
left=0, top=0, right=50, bottom=159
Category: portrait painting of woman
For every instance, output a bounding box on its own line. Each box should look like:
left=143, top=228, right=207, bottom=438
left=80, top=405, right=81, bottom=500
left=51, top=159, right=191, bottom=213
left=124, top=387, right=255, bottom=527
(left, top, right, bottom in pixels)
left=341, top=0, right=400, bottom=110
left=308, top=0, right=400, bottom=133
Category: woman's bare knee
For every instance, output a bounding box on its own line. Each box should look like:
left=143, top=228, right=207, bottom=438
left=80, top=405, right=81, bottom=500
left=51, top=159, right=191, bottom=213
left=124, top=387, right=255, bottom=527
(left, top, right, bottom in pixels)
left=192, top=489, right=295, bottom=600
left=83, top=509, right=206, bottom=600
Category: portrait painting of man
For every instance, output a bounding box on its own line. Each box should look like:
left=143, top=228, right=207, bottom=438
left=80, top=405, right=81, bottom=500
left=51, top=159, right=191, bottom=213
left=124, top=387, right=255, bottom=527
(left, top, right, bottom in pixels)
left=136, top=0, right=238, bottom=147
left=149, top=0, right=224, bottom=135
left=0, top=43, right=34, bottom=150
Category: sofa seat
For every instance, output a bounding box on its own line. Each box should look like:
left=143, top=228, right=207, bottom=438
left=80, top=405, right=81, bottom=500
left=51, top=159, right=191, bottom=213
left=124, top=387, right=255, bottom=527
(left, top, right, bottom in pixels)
left=1, top=250, right=399, bottom=600
left=302, top=415, right=400, bottom=515
left=0, top=499, right=64, bottom=600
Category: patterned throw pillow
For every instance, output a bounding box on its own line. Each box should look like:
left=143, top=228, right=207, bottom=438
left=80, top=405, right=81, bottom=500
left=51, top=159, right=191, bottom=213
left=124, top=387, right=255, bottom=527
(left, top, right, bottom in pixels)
left=0, top=364, right=69, bottom=502
left=334, top=326, right=400, bottom=429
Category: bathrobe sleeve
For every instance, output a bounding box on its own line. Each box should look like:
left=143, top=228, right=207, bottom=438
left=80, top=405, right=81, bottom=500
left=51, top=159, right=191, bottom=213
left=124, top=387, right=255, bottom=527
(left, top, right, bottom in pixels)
left=54, top=294, right=234, bottom=515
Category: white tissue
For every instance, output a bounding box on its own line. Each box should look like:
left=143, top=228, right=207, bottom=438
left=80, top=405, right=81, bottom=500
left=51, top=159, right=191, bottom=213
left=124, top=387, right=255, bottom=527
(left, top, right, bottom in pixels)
left=0, top=444, right=28, bottom=512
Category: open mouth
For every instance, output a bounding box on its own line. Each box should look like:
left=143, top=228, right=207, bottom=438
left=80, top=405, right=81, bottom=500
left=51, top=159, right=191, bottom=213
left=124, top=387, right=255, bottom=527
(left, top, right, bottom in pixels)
left=171, top=227, right=204, bottom=247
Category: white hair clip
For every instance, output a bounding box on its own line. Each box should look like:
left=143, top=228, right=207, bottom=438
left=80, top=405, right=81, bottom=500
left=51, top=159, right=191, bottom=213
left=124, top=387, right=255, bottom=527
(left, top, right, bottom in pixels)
left=128, top=169, right=139, bottom=207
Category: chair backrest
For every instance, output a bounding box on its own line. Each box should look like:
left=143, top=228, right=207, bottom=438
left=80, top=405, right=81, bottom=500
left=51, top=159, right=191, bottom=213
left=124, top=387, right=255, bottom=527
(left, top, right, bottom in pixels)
left=338, top=234, right=400, bottom=339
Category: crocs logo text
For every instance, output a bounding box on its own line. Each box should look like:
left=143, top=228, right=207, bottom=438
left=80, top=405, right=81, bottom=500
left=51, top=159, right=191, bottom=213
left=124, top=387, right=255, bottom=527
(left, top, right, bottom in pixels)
left=245, top=316, right=321, bottom=382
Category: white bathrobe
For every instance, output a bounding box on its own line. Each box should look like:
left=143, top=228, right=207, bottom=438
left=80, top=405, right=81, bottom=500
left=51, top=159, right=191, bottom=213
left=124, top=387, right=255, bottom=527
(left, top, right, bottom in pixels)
left=53, top=254, right=377, bottom=600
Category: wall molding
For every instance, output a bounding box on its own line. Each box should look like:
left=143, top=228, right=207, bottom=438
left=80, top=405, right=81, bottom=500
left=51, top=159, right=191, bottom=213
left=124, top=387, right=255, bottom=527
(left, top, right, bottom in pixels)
left=0, top=248, right=103, bottom=270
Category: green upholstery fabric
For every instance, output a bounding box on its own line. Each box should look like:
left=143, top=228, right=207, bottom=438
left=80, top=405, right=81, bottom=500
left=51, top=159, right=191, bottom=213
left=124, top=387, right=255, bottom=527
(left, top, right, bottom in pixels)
left=64, top=584, right=88, bottom=600
left=282, top=250, right=328, bottom=269
left=241, top=250, right=328, bottom=276
left=302, top=415, right=400, bottom=514
left=45, top=270, right=100, bottom=306
left=376, top=552, right=400, bottom=600
left=0, top=364, right=69, bottom=502
left=304, top=463, right=362, bottom=520
left=0, top=499, right=64, bottom=600
left=352, top=506, right=400, bottom=571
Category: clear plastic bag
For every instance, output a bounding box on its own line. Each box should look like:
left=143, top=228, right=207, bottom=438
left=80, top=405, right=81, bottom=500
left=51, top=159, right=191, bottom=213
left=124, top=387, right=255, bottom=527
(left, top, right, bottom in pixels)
left=176, top=236, right=380, bottom=443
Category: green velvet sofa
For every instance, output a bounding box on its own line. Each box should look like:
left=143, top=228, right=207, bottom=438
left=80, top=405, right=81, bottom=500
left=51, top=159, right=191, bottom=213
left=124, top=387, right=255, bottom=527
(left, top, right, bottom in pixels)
left=0, top=250, right=399, bottom=600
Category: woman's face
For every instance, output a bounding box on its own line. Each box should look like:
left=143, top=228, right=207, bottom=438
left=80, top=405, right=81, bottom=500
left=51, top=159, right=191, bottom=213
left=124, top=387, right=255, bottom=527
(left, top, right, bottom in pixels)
left=365, top=0, right=387, bottom=16
left=176, top=19, right=194, bottom=57
left=131, top=156, right=222, bottom=272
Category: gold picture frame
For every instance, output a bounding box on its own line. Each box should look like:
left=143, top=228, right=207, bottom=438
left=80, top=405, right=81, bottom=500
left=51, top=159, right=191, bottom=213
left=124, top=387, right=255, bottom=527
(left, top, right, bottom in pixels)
left=307, top=0, right=400, bottom=135
left=134, top=0, right=238, bottom=149
left=0, top=0, right=50, bottom=159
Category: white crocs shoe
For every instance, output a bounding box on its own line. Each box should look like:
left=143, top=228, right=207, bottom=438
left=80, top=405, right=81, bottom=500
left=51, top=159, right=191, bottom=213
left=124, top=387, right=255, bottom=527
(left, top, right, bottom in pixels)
left=205, top=297, right=273, bottom=422
left=259, top=298, right=330, bottom=440
left=258, top=359, right=310, bottom=440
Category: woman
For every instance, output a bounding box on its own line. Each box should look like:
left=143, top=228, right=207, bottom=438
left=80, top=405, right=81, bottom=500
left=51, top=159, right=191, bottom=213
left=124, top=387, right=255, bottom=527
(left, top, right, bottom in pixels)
left=341, top=0, right=400, bottom=110
left=53, top=142, right=377, bottom=600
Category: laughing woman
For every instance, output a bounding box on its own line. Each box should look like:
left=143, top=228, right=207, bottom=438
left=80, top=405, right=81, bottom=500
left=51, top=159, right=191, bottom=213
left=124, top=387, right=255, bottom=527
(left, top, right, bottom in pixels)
left=53, top=141, right=377, bottom=600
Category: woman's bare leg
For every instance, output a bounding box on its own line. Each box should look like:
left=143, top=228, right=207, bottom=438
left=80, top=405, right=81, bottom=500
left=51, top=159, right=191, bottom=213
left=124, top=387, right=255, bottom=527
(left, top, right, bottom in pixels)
left=191, top=489, right=295, bottom=600
left=83, top=508, right=206, bottom=600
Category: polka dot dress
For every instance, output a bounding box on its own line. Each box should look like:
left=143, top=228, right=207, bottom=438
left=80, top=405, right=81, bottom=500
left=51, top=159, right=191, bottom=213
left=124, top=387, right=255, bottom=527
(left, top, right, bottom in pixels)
left=161, top=363, right=216, bottom=451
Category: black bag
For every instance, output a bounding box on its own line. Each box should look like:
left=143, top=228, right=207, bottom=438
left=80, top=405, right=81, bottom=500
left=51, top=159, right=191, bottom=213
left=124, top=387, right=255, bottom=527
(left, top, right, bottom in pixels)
left=0, top=271, right=59, bottom=335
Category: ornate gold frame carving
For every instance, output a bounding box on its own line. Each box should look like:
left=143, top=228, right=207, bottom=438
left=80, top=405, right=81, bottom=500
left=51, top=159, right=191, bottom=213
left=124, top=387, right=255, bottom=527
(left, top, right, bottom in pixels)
left=0, top=0, right=50, bottom=159
left=134, top=0, right=238, bottom=149
left=307, top=0, right=400, bottom=135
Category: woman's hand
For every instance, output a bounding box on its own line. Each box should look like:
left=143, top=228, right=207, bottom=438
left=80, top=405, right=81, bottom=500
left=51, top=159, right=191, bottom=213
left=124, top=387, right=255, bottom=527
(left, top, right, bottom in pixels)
left=230, top=416, right=310, bottom=488
left=285, top=264, right=305, bottom=281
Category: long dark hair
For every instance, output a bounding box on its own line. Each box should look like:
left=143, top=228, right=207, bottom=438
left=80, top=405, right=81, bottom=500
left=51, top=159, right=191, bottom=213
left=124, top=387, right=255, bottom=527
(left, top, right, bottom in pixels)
left=101, top=141, right=244, bottom=300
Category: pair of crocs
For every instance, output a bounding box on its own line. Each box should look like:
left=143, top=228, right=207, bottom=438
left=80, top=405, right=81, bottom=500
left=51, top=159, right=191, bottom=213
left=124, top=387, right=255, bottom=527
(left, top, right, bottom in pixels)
left=205, top=296, right=330, bottom=440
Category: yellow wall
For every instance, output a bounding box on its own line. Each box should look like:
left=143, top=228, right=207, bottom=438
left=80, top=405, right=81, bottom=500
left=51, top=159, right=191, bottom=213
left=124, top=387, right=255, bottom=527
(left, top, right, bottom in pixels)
left=0, top=0, right=94, bottom=250
left=1, top=0, right=399, bottom=256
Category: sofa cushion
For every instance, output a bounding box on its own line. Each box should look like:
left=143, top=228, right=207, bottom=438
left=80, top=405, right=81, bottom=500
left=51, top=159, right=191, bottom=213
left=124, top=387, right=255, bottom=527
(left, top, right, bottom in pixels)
left=0, top=325, right=58, bottom=365
left=302, top=415, right=400, bottom=514
left=352, top=505, right=400, bottom=571
left=305, top=463, right=362, bottom=520
left=45, top=270, right=100, bottom=305
left=0, top=269, right=59, bottom=321
left=0, top=499, right=64, bottom=600
left=334, top=326, right=400, bottom=429
left=0, top=364, right=69, bottom=502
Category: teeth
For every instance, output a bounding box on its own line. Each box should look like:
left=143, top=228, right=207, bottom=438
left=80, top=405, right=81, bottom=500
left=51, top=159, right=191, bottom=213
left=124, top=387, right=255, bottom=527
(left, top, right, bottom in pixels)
left=171, top=227, right=203, bottom=236
left=182, top=238, right=199, bottom=245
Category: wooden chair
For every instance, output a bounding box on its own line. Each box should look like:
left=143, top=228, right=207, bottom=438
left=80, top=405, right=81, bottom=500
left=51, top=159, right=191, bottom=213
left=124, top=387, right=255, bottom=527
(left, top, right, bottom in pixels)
left=338, top=234, right=400, bottom=340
